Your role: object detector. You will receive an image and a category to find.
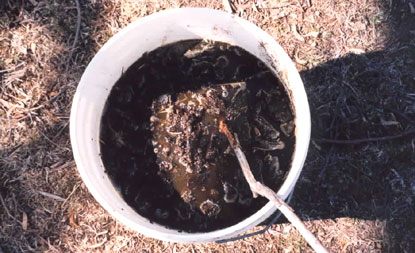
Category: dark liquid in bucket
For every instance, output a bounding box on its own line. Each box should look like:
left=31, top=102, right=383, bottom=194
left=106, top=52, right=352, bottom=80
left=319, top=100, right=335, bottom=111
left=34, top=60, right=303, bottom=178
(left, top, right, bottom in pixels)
left=100, top=40, right=295, bottom=232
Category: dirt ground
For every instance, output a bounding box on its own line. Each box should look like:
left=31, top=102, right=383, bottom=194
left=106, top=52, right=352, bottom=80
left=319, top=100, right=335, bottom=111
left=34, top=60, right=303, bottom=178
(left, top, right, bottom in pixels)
left=0, top=0, right=414, bottom=252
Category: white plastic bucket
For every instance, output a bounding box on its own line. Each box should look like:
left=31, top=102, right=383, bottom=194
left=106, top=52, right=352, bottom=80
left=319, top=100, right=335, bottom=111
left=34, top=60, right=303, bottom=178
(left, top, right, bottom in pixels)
left=70, top=8, right=310, bottom=243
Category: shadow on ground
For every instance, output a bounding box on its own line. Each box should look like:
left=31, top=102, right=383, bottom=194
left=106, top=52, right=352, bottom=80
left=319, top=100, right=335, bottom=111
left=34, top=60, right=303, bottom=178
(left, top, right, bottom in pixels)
left=290, top=1, right=415, bottom=251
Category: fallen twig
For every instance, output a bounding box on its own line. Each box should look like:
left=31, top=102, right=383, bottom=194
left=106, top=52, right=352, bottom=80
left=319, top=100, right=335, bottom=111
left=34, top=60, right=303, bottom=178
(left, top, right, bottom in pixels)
left=219, top=121, right=328, bottom=253
left=35, top=190, right=65, bottom=202
left=222, top=0, right=234, bottom=13
left=38, top=236, right=59, bottom=252
left=0, top=193, right=22, bottom=225
left=62, top=184, right=80, bottom=207
left=87, top=237, right=108, bottom=249
left=384, top=107, right=415, bottom=124
left=66, top=0, right=81, bottom=72
left=49, top=160, right=75, bottom=173
left=291, top=24, right=305, bottom=42
left=313, top=128, right=415, bottom=144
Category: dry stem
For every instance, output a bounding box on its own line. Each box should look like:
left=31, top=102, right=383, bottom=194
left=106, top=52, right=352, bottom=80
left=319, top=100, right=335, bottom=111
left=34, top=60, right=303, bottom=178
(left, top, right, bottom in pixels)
left=66, top=0, right=82, bottom=72
left=313, top=128, right=415, bottom=144
left=0, top=193, right=22, bottom=225
left=222, top=0, right=234, bottom=13
left=219, top=120, right=328, bottom=253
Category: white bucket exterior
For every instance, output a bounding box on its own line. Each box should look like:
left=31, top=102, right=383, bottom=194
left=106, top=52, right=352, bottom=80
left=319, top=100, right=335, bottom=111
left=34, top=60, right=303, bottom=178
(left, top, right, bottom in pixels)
left=70, top=8, right=310, bottom=243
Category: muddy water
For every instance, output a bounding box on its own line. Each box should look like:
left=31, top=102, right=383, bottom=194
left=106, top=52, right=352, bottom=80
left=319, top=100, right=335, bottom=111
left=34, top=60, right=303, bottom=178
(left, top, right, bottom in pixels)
left=151, top=83, right=248, bottom=218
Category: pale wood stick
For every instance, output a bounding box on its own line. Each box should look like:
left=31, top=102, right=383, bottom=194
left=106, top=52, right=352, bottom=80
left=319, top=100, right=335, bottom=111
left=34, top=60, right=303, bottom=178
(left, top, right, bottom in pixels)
left=222, top=0, right=234, bottom=13
left=219, top=121, right=328, bottom=253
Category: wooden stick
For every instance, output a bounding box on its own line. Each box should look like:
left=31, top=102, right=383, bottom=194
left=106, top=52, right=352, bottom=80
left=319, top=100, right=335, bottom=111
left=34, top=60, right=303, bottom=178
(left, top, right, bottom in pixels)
left=222, top=0, right=234, bottom=13
left=219, top=120, right=328, bottom=253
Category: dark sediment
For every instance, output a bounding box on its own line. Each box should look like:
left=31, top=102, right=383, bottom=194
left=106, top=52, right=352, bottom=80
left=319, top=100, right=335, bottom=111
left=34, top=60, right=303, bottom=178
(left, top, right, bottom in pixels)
left=100, top=40, right=295, bottom=232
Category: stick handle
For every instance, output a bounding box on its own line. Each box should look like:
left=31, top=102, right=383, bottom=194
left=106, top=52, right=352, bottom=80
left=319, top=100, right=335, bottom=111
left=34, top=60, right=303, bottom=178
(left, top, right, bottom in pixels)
left=219, top=121, right=328, bottom=252
left=236, top=147, right=328, bottom=253
left=278, top=204, right=328, bottom=253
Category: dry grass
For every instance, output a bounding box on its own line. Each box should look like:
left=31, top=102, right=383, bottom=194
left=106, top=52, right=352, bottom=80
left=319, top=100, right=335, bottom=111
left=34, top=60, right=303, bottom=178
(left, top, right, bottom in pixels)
left=1, top=0, right=414, bottom=252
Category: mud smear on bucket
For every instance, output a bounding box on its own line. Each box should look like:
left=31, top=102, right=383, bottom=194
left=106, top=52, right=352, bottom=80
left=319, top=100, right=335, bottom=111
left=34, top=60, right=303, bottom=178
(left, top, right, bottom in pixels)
left=100, top=40, right=295, bottom=232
